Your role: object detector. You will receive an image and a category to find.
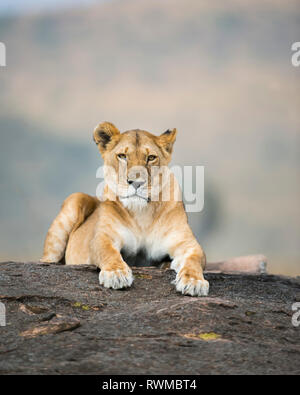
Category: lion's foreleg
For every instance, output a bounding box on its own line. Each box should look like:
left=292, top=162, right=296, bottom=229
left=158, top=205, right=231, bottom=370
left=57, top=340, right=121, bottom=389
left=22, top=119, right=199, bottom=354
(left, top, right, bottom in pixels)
left=169, top=231, right=209, bottom=297
left=90, top=231, right=133, bottom=289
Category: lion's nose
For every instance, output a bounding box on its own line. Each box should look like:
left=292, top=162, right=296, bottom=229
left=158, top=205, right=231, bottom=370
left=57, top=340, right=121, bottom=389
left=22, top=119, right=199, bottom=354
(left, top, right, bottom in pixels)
left=127, top=180, right=145, bottom=190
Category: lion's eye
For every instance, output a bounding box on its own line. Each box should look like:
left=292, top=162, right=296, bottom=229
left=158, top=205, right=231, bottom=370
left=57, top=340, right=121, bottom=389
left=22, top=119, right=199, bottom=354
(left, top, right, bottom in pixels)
left=147, top=155, right=157, bottom=162
left=117, top=153, right=127, bottom=160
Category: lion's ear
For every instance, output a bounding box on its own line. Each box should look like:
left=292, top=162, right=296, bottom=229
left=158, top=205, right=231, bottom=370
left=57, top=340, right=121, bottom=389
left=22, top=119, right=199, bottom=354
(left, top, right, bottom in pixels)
left=157, top=128, right=177, bottom=154
left=93, top=122, right=120, bottom=154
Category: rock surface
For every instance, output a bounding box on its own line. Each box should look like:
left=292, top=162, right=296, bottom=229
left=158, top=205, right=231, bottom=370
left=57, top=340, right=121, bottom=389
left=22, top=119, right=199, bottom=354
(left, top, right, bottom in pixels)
left=0, top=262, right=300, bottom=374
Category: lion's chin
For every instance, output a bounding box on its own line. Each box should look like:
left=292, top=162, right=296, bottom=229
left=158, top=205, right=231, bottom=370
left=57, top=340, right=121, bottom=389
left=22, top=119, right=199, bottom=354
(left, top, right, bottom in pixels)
left=120, top=195, right=148, bottom=211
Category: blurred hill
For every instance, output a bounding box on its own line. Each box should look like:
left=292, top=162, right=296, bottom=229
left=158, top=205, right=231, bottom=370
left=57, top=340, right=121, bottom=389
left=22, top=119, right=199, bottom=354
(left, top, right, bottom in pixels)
left=0, top=116, right=101, bottom=260
left=0, top=0, right=299, bottom=274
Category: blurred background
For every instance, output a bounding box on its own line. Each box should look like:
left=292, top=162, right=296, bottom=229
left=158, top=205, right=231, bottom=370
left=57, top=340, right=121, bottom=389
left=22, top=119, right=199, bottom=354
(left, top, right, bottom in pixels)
left=0, top=0, right=299, bottom=275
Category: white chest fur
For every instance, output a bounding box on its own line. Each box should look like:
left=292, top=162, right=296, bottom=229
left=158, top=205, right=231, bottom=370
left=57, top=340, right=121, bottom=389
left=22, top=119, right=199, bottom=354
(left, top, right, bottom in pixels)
left=117, top=225, right=169, bottom=262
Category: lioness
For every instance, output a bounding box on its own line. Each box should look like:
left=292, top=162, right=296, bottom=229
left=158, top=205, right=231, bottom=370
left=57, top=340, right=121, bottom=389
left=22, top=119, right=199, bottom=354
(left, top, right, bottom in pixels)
left=41, top=122, right=209, bottom=296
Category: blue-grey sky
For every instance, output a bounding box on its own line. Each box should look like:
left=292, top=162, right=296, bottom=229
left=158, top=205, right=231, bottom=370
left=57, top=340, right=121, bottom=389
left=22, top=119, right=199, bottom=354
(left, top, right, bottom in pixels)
left=0, top=0, right=104, bottom=15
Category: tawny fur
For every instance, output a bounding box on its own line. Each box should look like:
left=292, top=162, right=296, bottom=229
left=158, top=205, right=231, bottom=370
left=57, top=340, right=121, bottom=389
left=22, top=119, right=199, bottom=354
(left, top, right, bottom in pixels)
left=41, top=122, right=209, bottom=296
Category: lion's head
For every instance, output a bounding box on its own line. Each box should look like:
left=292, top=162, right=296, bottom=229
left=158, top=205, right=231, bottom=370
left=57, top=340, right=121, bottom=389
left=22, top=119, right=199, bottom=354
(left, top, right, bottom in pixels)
left=93, top=122, right=177, bottom=210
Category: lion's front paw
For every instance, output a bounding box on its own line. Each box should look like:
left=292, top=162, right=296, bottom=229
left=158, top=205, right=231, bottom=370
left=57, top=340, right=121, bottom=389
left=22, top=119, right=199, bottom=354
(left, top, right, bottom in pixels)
left=173, top=269, right=209, bottom=296
left=99, top=266, right=133, bottom=290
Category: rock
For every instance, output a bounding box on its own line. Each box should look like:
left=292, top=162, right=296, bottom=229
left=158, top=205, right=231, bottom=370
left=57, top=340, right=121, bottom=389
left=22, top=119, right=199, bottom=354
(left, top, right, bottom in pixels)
left=0, top=261, right=300, bottom=374
left=20, top=316, right=80, bottom=338
left=19, top=303, right=50, bottom=315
